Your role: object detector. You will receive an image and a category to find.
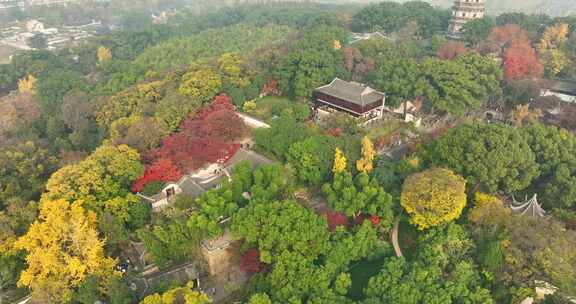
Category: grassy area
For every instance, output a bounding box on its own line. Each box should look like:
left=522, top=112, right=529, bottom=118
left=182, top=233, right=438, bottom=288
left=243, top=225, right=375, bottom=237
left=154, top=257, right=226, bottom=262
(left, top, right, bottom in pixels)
left=348, top=256, right=387, bottom=301
left=247, top=96, right=302, bottom=122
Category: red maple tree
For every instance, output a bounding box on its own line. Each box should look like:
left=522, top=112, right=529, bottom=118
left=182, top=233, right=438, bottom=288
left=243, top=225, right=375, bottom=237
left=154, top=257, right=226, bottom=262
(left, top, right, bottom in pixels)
left=141, top=94, right=245, bottom=179
left=369, top=215, right=381, bottom=227
left=503, top=41, right=544, bottom=81
left=240, top=249, right=266, bottom=274
left=132, top=158, right=182, bottom=192
left=436, top=41, right=469, bottom=60
left=325, top=211, right=348, bottom=231
left=194, top=93, right=236, bottom=120
left=260, top=79, right=280, bottom=96
left=487, top=24, right=530, bottom=53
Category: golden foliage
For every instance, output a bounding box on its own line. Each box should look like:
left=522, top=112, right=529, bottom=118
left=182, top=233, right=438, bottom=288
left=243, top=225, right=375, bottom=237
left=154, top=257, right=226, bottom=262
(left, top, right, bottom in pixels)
left=218, top=53, right=249, bottom=87
left=18, top=75, right=37, bottom=95
left=96, top=80, right=165, bottom=127
left=540, top=23, right=569, bottom=50
left=333, top=147, right=347, bottom=174
left=510, top=104, right=542, bottom=127
left=401, top=168, right=467, bottom=230
left=15, top=199, right=117, bottom=303
left=140, top=282, right=211, bottom=304
left=97, top=46, right=112, bottom=63
left=539, top=23, right=570, bottom=76
left=43, top=144, right=143, bottom=220
left=407, top=156, right=420, bottom=169
left=356, top=136, right=375, bottom=173
left=334, top=40, right=342, bottom=50
left=178, top=66, right=222, bottom=103
left=468, top=192, right=510, bottom=228
left=243, top=100, right=257, bottom=113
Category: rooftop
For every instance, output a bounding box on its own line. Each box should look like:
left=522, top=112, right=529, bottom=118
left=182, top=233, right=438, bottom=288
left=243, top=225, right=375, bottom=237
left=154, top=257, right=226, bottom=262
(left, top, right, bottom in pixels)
left=314, top=78, right=385, bottom=107
left=545, top=79, right=576, bottom=96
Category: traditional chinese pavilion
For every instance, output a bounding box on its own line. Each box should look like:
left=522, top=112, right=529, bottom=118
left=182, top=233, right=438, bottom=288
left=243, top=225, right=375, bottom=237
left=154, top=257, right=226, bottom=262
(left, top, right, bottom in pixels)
left=312, top=78, right=386, bottom=121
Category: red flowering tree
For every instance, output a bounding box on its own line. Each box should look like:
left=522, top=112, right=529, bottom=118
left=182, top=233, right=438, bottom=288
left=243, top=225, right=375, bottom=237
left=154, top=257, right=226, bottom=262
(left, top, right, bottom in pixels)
left=369, top=215, right=381, bottom=227
left=194, top=94, right=236, bottom=120
left=503, top=41, right=544, bottom=81
left=325, top=211, right=348, bottom=231
left=260, top=79, right=279, bottom=96
left=240, top=249, right=266, bottom=274
left=436, top=41, right=468, bottom=60
left=487, top=24, right=530, bottom=53
left=143, top=94, right=245, bottom=174
left=131, top=158, right=182, bottom=192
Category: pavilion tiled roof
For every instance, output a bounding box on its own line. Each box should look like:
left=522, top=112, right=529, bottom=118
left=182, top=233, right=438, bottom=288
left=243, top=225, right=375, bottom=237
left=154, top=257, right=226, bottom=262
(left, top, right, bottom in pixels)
left=314, top=78, right=385, bottom=107
left=546, top=79, right=576, bottom=96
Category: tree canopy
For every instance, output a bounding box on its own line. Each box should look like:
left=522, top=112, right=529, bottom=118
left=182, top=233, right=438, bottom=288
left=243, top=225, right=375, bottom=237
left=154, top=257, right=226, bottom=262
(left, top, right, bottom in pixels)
left=401, top=168, right=467, bottom=230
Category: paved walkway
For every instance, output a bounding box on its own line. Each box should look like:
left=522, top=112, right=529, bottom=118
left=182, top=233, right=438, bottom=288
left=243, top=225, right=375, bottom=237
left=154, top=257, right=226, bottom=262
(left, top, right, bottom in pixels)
left=391, top=218, right=403, bottom=258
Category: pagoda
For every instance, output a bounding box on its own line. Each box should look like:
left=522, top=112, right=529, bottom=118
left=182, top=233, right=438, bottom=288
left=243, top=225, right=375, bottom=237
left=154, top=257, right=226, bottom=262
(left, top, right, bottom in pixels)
left=510, top=194, right=547, bottom=218
left=447, top=0, right=486, bottom=38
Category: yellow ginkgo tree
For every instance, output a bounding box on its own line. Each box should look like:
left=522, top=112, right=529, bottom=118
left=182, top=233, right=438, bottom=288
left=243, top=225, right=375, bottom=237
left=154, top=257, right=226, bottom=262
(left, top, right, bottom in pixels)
left=539, top=23, right=570, bottom=76
left=401, top=168, right=467, bottom=230
left=97, top=46, right=112, bottom=63
left=18, top=75, right=37, bottom=95
left=356, top=136, right=375, bottom=173
left=15, top=199, right=117, bottom=303
left=333, top=147, right=347, bottom=174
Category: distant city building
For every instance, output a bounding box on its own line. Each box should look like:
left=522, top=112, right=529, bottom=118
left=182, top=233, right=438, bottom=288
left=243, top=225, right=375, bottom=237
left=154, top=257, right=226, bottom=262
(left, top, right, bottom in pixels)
left=0, top=0, right=80, bottom=10
left=447, top=0, right=486, bottom=38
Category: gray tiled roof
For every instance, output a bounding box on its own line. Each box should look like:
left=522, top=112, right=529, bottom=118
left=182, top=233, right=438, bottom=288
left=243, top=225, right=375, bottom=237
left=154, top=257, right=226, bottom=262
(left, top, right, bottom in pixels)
left=547, top=79, right=576, bottom=96
left=314, top=78, right=385, bottom=106
left=142, top=149, right=274, bottom=205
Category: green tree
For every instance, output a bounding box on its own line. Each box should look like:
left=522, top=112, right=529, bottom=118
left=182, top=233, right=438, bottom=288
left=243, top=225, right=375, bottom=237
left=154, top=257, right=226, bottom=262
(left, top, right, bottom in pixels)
left=249, top=293, right=272, bottom=304
left=36, top=69, right=87, bottom=113
left=421, top=123, right=539, bottom=193
left=401, top=168, right=467, bottom=230
left=461, top=17, right=496, bottom=46
left=421, top=57, right=491, bottom=116
left=187, top=189, right=238, bottom=238
left=365, top=223, right=493, bottom=303
left=287, top=135, right=338, bottom=186
left=231, top=200, right=330, bottom=264
left=137, top=215, right=200, bottom=268
left=0, top=141, right=58, bottom=203
left=351, top=1, right=450, bottom=38
left=369, top=57, right=433, bottom=107
left=323, top=171, right=394, bottom=230
left=275, top=25, right=347, bottom=99
left=253, top=114, right=311, bottom=161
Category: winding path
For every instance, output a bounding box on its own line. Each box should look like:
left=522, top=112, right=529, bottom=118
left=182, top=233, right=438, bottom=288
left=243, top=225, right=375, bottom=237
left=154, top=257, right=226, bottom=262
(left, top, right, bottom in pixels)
left=391, top=217, right=403, bottom=258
